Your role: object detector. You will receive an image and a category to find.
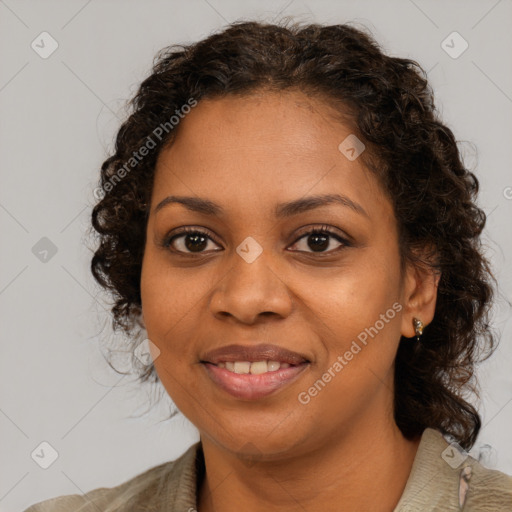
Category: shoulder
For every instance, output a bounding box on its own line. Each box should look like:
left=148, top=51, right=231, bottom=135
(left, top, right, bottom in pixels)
left=395, top=428, right=512, bottom=511
left=464, top=455, right=512, bottom=511
left=23, top=492, right=103, bottom=512
left=23, top=442, right=201, bottom=512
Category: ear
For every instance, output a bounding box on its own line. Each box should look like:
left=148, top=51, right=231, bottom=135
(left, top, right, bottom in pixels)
left=400, top=259, right=441, bottom=339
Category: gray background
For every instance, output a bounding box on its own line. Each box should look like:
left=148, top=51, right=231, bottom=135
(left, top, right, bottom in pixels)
left=1, top=0, right=511, bottom=510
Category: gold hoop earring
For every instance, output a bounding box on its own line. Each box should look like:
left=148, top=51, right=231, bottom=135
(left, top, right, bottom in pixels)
left=413, top=317, right=424, bottom=341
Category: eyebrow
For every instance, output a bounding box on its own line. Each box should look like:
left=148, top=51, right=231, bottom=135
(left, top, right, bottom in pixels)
left=154, top=193, right=369, bottom=218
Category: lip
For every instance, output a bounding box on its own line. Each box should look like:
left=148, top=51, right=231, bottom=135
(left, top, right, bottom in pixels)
left=200, top=343, right=311, bottom=400
left=203, top=361, right=309, bottom=400
left=201, top=343, right=309, bottom=365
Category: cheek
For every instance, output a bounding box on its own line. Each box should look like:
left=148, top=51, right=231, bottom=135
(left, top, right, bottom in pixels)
left=293, top=262, right=403, bottom=424
left=141, top=248, right=207, bottom=334
left=296, top=250, right=402, bottom=338
left=140, top=251, right=204, bottom=412
left=140, top=250, right=190, bottom=354
left=140, top=247, right=221, bottom=386
left=305, top=249, right=404, bottom=395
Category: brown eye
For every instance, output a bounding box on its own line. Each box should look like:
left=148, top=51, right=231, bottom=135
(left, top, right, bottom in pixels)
left=289, top=226, right=350, bottom=254
left=162, top=225, right=350, bottom=256
left=163, top=228, right=222, bottom=254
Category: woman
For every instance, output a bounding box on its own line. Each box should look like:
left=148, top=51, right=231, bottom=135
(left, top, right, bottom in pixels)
left=26, top=20, right=512, bottom=511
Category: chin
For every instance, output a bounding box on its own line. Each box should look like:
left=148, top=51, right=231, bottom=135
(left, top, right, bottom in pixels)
left=202, top=418, right=313, bottom=460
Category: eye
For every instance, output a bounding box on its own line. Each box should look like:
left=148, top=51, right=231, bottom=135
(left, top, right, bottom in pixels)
left=162, top=227, right=222, bottom=254
left=162, top=224, right=350, bottom=256
left=289, top=225, right=350, bottom=255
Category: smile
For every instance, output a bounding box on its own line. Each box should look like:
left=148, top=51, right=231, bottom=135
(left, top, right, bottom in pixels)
left=217, top=360, right=291, bottom=374
left=202, top=361, right=309, bottom=400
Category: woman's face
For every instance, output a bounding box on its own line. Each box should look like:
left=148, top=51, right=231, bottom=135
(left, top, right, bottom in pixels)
left=141, top=90, right=424, bottom=458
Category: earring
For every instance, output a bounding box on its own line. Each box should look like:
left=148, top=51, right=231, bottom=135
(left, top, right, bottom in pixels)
left=412, top=317, right=424, bottom=341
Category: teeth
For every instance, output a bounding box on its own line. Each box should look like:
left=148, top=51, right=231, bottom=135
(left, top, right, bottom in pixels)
left=217, top=360, right=293, bottom=374
left=233, top=361, right=251, bottom=374
left=250, top=361, right=268, bottom=374
left=267, top=360, right=280, bottom=371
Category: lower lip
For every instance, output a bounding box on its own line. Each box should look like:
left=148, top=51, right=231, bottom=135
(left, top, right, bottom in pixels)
left=203, top=362, right=309, bottom=400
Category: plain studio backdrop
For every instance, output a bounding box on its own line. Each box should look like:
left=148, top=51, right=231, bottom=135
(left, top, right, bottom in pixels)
left=1, top=0, right=511, bottom=510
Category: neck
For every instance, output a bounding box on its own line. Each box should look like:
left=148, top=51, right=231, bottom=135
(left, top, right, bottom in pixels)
left=198, top=419, right=421, bottom=512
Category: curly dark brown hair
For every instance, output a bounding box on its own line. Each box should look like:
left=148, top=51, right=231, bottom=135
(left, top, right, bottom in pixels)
left=90, top=20, right=497, bottom=450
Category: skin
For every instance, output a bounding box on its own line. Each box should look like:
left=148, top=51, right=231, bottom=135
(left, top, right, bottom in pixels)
left=140, top=90, right=440, bottom=511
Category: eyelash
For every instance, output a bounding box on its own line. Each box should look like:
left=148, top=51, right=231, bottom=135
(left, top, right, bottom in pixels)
left=161, top=225, right=351, bottom=256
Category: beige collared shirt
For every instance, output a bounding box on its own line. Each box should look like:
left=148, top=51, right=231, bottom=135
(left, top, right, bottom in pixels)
left=24, top=428, right=512, bottom=511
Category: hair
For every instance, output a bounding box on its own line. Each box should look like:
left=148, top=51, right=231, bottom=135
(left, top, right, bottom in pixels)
left=90, top=19, right=497, bottom=450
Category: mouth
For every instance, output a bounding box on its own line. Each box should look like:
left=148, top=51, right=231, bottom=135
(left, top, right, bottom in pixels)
left=200, top=344, right=311, bottom=400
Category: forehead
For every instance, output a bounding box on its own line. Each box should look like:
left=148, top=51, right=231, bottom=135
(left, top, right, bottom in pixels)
left=161, top=90, right=355, bottom=160
left=152, top=91, right=391, bottom=223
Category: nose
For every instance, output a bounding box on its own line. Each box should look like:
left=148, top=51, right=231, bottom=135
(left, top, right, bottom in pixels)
left=208, top=248, right=293, bottom=325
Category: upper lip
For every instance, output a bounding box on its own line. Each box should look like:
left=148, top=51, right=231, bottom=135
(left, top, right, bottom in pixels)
left=201, top=343, right=309, bottom=365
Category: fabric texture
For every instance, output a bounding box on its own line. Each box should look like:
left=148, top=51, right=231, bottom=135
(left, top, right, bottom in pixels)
left=24, top=428, right=512, bottom=511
